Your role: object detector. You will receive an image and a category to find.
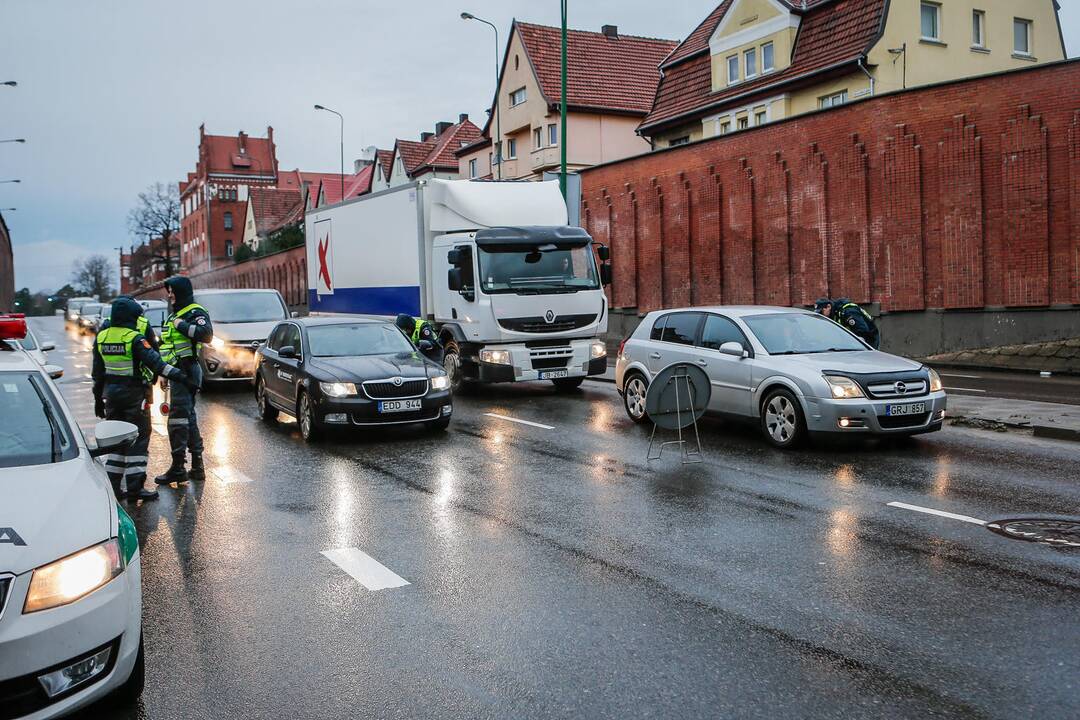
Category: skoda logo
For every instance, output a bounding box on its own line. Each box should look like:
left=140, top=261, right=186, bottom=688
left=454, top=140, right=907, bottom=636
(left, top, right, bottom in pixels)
left=894, top=381, right=908, bottom=395
left=544, top=310, right=556, bottom=323
left=391, top=377, right=404, bottom=387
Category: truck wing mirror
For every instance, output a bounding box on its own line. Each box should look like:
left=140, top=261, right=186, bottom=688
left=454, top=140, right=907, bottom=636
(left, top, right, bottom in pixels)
left=447, top=248, right=462, bottom=266
left=447, top=268, right=464, bottom=292
left=597, top=244, right=610, bottom=262
left=600, top=264, right=613, bottom=287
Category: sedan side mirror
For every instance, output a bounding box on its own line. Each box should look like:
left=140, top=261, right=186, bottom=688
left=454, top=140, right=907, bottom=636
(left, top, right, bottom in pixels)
left=279, top=345, right=297, bottom=359
left=41, top=341, right=56, bottom=352
left=43, top=364, right=64, bottom=379
left=719, top=341, right=748, bottom=358
left=90, top=420, right=139, bottom=458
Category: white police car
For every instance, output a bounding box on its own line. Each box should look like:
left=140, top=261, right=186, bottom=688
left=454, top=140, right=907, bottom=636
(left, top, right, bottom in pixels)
left=0, top=315, right=145, bottom=718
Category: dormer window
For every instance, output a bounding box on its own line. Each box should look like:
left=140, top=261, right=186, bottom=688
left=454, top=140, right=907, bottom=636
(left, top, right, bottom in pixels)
left=762, top=42, right=774, bottom=73
left=744, top=47, right=757, bottom=78
left=727, top=55, right=739, bottom=84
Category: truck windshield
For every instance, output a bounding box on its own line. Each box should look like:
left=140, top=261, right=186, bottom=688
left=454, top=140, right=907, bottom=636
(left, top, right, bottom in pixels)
left=478, top=245, right=600, bottom=295
left=194, top=292, right=287, bottom=323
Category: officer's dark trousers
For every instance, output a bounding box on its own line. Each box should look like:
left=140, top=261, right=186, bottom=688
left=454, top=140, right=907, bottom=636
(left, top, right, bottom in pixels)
left=102, top=384, right=151, bottom=496
left=168, top=361, right=203, bottom=464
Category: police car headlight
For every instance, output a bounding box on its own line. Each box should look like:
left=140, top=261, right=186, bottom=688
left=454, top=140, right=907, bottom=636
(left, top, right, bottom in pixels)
left=928, top=368, right=944, bottom=393
left=430, top=374, right=450, bottom=391
left=209, top=337, right=226, bottom=351
left=24, top=539, right=124, bottom=613
left=319, top=382, right=357, bottom=398
left=824, top=375, right=865, bottom=399
left=480, top=349, right=511, bottom=365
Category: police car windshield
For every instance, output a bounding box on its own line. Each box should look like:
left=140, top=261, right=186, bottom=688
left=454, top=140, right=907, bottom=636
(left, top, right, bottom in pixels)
left=478, top=245, right=600, bottom=295
left=307, top=324, right=414, bottom=357
left=194, top=292, right=287, bottom=323
left=744, top=313, right=867, bottom=355
left=0, top=372, right=77, bottom=468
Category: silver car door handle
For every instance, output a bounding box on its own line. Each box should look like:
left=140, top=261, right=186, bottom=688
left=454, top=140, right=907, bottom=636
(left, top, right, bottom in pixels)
left=697, top=359, right=708, bottom=366
left=649, top=352, right=662, bottom=359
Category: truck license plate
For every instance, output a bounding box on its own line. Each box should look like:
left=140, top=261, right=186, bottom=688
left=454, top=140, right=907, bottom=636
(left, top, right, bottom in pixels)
left=378, top=399, right=423, bottom=413
left=540, top=370, right=569, bottom=380
left=885, top=402, right=925, bottom=417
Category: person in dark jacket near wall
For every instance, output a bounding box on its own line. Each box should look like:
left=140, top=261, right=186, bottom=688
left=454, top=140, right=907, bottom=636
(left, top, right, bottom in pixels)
left=156, top=276, right=214, bottom=485
left=814, top=297, right=881, bottom=349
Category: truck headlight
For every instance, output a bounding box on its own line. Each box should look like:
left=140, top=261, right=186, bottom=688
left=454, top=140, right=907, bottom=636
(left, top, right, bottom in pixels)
left=319, top=382, right=357, bottom=398
left=480, top=349, right=511, bottom=365
left=590, top=340, right=607, bottom=359
left=824, top=375, right=864, bottom=399
left=209, top=337, right=226, bottom=351
left=430, top=374, right=450, bottom=391
left=24, top=539, right=124, bottom=613
left=928, top=368, right=943, bottom=393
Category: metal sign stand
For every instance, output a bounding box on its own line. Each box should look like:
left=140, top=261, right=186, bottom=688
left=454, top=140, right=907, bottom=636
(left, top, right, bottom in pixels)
left=647, top=367, right=704, bottom=465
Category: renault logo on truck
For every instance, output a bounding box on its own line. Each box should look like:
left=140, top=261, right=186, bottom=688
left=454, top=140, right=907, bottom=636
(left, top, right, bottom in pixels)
left=544, top=310, right=556, bottom=324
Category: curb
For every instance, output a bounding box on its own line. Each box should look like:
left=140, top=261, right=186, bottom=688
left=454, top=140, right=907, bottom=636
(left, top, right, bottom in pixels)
left=922, top=360, right=1080, bottom=378
left=1032, top=422, right=1080, bottom=442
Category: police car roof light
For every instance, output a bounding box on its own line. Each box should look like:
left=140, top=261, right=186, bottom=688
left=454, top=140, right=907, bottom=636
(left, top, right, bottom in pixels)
left=0, top=313, right=28, bottom=342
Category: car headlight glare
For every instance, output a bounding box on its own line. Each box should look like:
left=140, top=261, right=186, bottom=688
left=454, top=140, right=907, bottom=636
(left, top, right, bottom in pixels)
left=319, top=381, right=357, bottom=398
left=480, top=349, right=512, bottom=365
left=209, top=337, right=226, bottom=351
left=24, top=539, right=124, bottom=613
left=824, top=375, right=865, bottom=399
left=590, top=340, right=607, bottom=359
left=430, top=374, right=450, bottom=391
left=928, top=368, right=943, bottom=393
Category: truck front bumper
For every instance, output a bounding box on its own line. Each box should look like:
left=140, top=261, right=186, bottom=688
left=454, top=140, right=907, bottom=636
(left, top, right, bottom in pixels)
left=469, top=339, right=607, bottom=383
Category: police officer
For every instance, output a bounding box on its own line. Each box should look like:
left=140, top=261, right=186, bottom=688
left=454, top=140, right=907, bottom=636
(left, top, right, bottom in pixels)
left=156, top=276, right=214, bottom=485
left=93, top=297, right=194, bottom=500
left=815, top=297, right=880, bottom=349
left=99, top=296, right=159, bottom=348
left=395, top=313, right=443, bottom=363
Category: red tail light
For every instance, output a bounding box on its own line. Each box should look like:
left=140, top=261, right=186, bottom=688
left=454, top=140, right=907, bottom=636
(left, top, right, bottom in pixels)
left=617, top=337, right=628, bottom=357
left=0, top=313, right=28, bottom=341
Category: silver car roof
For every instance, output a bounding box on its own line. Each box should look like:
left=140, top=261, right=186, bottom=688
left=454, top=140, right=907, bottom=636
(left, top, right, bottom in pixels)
left=645, top=305, right=816, bottom=319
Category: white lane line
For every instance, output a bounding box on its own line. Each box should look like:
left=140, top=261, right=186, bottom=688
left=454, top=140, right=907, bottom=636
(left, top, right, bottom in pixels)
left=320, top=548, right=410, bottom=591
left=940, top=372, right=981, bottom=379
left=944, top=386, right=987, bottom=393
left=211, top=465, right=253, bottom=485
left=887, top=501, right=987, bottom=526
left=484, top=412, right=555, bottom=430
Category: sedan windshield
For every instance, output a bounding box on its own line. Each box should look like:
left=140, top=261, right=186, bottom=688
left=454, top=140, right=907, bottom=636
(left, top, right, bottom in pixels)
left=194, top=292, right=287, bottom=323
left=478, top=245, right=600, bottom=294
left=0, top=372, right=77, bottom=467
left=307, top=324, right=415, bottom=357
left=80, top=303, right=103, bottom=317
left=744, top=312, right=867, bottom=355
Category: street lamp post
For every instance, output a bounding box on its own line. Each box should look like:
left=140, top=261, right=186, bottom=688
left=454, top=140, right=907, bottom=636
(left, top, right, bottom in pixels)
left=0, top=139, right=26, bottom=144
left=461, top=11, right=502, bottom=180
left=560, top=0, right=568, bottom=200
left=0, top=180, right=20, bottom=184
left=314, top=105, right=345, bottom=201
left=1, top=81, right=16, bottom=87
left=0, top=208, right=16, bottom=212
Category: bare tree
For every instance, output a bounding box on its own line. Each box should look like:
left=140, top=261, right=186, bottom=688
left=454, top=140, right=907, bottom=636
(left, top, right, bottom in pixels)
left=71, top=255, right=116, bottom=300
left=128, top=182, right=181, bottom=276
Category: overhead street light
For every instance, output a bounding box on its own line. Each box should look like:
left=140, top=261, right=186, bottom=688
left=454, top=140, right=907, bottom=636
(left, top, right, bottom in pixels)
left=1, top=81, right=16, bottom=87
left=461, top=11, right=502, bottom=179
left=0, top=208, right=16, bottom=212
left=314, top=104, right=345, bottom=201
left=0, top=139, right=26, bottom=144
left=0, top=180, right=20, bottom=184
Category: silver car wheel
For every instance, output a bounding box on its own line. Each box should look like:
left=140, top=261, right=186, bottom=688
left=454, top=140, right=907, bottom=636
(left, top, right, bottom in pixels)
left=765, top=395, right=797, bottom=443
left=625, top=376, right=647, bottom=420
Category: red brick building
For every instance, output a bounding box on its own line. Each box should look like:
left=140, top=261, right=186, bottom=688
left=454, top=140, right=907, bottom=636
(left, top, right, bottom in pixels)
left=120, top=234, right=178, bottom=294
left=178, top=126, right=279, bottom=273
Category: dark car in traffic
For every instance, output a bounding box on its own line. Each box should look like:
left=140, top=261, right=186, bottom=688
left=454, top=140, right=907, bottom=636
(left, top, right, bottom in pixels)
left=254, top=317, right=453, bottom=441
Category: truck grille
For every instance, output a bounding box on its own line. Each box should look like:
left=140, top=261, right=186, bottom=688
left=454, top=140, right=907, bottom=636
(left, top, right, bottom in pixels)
left=362, top=379, right=428, bottom=399
left=499, top=313, right=596, bottom=334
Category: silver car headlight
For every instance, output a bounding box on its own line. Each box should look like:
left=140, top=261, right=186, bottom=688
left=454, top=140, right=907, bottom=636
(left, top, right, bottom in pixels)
left=824, top=375, right=865, bottom=399
left=928, top=368, right=944, bottom=393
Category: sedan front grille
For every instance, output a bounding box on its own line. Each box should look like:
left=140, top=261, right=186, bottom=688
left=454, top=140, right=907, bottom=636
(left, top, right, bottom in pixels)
left=362, top=379, right=429, bottom=400
left=499, top=313, right=596, bottom=334
left=866, top=379, right=928, bottom=399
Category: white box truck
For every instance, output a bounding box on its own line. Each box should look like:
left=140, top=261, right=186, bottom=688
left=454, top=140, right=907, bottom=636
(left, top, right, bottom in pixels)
left=304, top=179, right=612, bottom=391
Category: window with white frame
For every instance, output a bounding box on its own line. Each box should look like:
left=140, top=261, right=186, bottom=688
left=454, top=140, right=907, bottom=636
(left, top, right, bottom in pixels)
left=737, top=117, right=749, bottom=130
left=1013, top=18, right=1032, bottom=55
left=669, top=136, right=690, bottom=147
left=534, top=127, right=543, bottom=149
left=972, top=10, right=986, bottom=48
left=744, top=47, right=757, bottom=78
left=510, top=87, right=527, bottom=106
left=762, top=42, right=774, bottom=73
left=819, top=90, right=848, bottom=108
left=469, top=158, right=478, bottom=178
left=506, top=138, right=517, bottom=159
left=548, top=124, right=558, bottom=146
left=754, top=110, right=767, bottom=126
left=921, top=2, right=941, bottom=41
left=727, top=55, right=739, bottom=84
left=720, top=121, right=731, bottom=135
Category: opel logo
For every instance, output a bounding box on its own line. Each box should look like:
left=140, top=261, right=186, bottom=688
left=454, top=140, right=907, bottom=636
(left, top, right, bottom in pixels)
left=894, top=381, right=908, bottom=395
left=544, top=310, right=556, bottom=323
left=250, top=341, right=260, bottom=349
left=391, top=376, right=404, bottom=387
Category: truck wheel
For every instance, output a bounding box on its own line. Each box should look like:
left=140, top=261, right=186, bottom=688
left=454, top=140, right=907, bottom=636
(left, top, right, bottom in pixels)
left=552, top=377, right=585, bottom=392
left=443, top=341, right=467, bottom=393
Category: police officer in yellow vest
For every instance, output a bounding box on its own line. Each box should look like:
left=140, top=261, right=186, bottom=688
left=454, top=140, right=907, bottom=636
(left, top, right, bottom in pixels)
left=394, top=313, right=442, bottom=363
left=156, top=276, right=214, bottom=485
left=92, top=297, right=194, bottom=500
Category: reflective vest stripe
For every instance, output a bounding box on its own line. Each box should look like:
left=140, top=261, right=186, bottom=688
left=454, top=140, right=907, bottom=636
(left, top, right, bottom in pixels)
left=161, top=302, right=206, bottom=362
left=97, top=327, right=138, bottom=377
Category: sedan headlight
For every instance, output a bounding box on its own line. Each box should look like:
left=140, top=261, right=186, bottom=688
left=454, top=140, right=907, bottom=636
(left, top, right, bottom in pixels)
left=590, top=340, right=607, bottom=359
left=430, top=374, right=451, bottom=391
left=209, top=337, right=226, bottom=351
left=24, top=539, right=124, bottom=613
left=824, top=375, right=865, bottom=399
left=480, top=349, right=512, bottom=365
left=928, top=368, right=944, bottom=393
left=319, top=382, right=357, bottom=398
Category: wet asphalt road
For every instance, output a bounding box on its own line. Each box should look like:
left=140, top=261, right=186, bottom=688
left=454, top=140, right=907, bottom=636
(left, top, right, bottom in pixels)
left=928, top=367, right=1080, bottom=405
left=32, top=317, right=1080, bottom=719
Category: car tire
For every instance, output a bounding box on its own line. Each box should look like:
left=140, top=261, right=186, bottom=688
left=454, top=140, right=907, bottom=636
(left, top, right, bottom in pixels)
left=552, top=377, right=585, bottom=392
left=298, top=391, right=322, bottom=442
left=107, top=632, right=145, bottom=706
left=255, top=375, right=278, bottom=423
left=622, top=372, right=649, bottom=424
left=760, top=388, right=805, bottom=449
left=428, top=415, right=451, bottom=432
left=442, top=341, right=469, bottom=393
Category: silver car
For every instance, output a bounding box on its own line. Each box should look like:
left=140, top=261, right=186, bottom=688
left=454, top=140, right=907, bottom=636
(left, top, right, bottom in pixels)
left=615, top=306, right=947, bottom=448
left=192, top=289, right=291, bottom=383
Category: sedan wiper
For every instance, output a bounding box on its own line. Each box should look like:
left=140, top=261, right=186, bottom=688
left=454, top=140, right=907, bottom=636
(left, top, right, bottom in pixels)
left=29, top=377, right=62, bottom=463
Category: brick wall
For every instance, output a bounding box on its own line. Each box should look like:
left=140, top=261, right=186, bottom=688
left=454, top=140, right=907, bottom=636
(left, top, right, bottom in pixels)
left=581, top=60, right=1080, bottom=316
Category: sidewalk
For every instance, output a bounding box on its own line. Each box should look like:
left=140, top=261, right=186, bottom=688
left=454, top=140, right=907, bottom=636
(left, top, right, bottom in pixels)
left=588, top=368, right=1080, bottom=442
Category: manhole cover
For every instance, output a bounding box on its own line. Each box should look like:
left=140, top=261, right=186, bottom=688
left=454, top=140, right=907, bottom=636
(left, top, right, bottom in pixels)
left=986, top=519, right=1080, bottom=548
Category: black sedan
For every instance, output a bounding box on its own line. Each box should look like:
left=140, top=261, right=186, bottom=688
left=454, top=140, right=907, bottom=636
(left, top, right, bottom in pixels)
left=254, top=317, right=453, bottom=441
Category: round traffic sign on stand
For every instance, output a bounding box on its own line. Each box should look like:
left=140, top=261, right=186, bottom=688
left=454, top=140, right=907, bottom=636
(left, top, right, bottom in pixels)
left=645, top=363, right=711, bottom=463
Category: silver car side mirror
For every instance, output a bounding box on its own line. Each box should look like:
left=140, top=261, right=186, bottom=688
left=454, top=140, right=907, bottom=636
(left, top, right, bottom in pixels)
left=719, top=341, right=748, bottom=359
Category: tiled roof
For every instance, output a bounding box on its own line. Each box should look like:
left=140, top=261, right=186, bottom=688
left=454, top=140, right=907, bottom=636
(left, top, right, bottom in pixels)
left=317, top=165, right=374, bottom=207
left=455, top=135, right=493, bottom=159
left=249, top=188, right=303, bottom=235
left=394, top=119, right=483, bottom=177
left=201, top=133, right=275, bottom=176
left=395, top=140, right=434, bottom=175
left=515, top=22, right=678, bottom=115
left=376, top=150, right=394, bottom=182
left=641, top=0, right=887, bottom=132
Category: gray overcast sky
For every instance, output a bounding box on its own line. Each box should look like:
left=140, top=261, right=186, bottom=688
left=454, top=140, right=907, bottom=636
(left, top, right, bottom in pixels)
left=3, top=0, right=1079, bottom=292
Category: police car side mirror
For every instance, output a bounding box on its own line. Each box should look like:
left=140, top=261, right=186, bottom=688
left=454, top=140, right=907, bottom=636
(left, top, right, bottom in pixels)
left=44, top=364, right=64, bottom=379
left=90, top=420, right=139, bottom=458
left=41, top=341, right=56, bottom=352
left=279, top=345, right=297, bottom=359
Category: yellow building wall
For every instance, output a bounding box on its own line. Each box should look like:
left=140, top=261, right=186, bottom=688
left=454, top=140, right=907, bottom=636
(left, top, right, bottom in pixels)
left=788, top=73, right=872, bottom=115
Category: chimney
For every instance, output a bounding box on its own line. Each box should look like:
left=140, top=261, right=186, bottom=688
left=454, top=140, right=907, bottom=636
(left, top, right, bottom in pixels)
left=267, top=125, right=274, bottom=145
left=459, top=113, right=469, bottom=123
left=602, top=24, right=618, bottom=39
left=421, top=131, right=435, bottom=142
left=238, top=131, right=248, bottom=152
left=353, top=146, right=378, bottom=173
left=435, top=121, right=453, bottom=136
left=199, top=123, right=206, bottom=141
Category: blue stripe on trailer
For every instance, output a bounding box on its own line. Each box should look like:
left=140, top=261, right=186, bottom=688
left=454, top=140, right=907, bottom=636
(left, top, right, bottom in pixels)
left=308, top=286, right=421, bottom=316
